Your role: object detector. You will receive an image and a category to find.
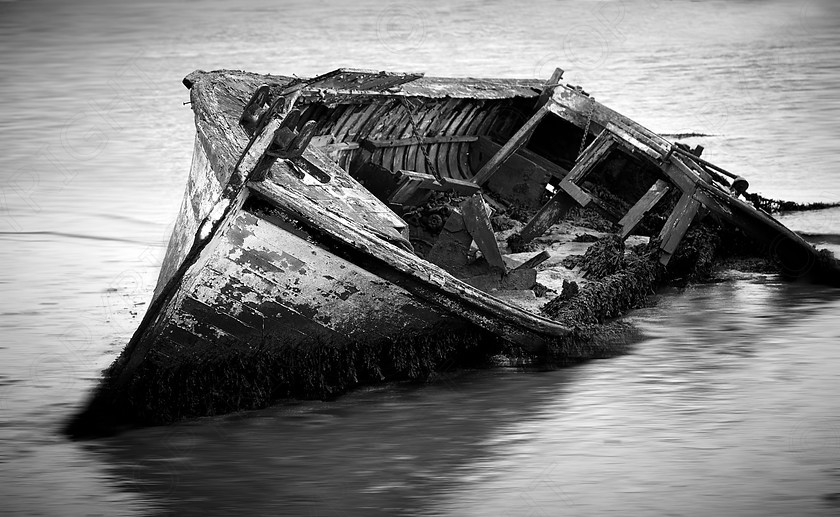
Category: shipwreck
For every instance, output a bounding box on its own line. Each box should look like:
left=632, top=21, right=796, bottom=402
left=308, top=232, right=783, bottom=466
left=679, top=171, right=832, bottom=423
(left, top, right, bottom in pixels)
left=66, top=67, right=840, bottom=436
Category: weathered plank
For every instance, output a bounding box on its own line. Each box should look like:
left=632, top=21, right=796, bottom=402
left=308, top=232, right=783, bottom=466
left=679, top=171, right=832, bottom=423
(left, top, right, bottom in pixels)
left=516, top=189, right=578, bottom=244
left=388, top=174, right=425, bottom=205
left=470, top=104, right=551, bottom=186
left=362, top=135, right=478, bottom=149
left=605, top=122, right=662, bottom=161
left=658, top=187, right=701, bottom=265
left=398, top=170, right=480, bottom=196
left=288, top=68, right=425, bottom=94
left=660, top=158, right=700, bottom=193
left=564, top=130, right=616, bottom=184
left=558, top=178, right=593, bottom=207
left=618, top=179, right=671, bottom=239
left=460, top=194, right=506, bottom=271
left=514, top=250, right=551, bottom=271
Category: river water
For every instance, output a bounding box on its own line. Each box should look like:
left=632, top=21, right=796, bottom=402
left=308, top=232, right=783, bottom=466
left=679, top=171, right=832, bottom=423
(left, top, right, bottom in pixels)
left=1, top=0, right=839, bottom=515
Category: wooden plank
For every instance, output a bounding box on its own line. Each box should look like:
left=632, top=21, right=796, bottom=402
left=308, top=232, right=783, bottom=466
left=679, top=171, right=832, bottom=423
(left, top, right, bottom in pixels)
left=605, top=122, right=662, bottom=160
left=394, top=170, right=481, bottom=196
left=516, top=189, right=577, bottom=244
left=362, top=135, right=478, bottom=149
left=297, top=68, right=424, bottom=93
left=322, top=142, right=360, bottom=153
left=514, top=250, right=551, bottom=271
left=564, top=131, right=615, bottom=183
left=658, top=187, right=701, bottom=265
left=470, top=104, right=550, bottom=186
left=460, top=194, right=506, bottom=271
left=310, top=135, right=335, bottom=147
left=558, top=178, right=593, bottom=206
left=618, top=179, right=671, bottom=239
left=660, top=158, right=700, bottom=193
left=388, top=175, right=424, bottom=204
left=676, top=153, right=712, bottom=183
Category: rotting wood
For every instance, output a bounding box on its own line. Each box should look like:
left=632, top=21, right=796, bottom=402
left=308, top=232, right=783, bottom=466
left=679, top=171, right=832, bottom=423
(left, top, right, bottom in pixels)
left=514, top=250, right=551, bottom=271
left=470, top=104, right=551, bottom=186
left=563, top=130, right=616, bottom=184
left=516, top=189, right=578, bottom=245
left=460, top=194, right=506, bottom=271
left=618, top=179, right=671, bottom=239
left=250, top=179, right=569, bottom=342
left=658, top=187, right=702, bottom=265
left=538, top=67, right=565, bottom=105
left=660, top=157, right=700, bottom=193
left=388, top=173, right=426, bottom=205
left=389, top=170, right=480, bottom=204
left=558, top=179, right=593, bottom=207
left=362, top=135, right=478, bottom=150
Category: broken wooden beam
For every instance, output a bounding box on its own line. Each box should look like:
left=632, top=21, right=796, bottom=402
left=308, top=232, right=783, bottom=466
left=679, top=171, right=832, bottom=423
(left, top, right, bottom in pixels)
left=512, top=131, right=619, bottom=245
left=388, top=170, right=480, bottom=205
left=658, top=187, right=701, bottom=265
left=460, top=194, right=505, bottom=271
left=514, top=250, right=551, bottom=271
left=538, top=67, right=565, bottom=105
left=558, top=178, right=593, bottom=207
left=361, top=135, right=478, bottom=150
left=470, top=104, right=550, bottom=186
left=618, top=179, right=671, bottom=239
left=563, top=131, right=617, bottom=184
left=515, top=189, right=578, bottom=245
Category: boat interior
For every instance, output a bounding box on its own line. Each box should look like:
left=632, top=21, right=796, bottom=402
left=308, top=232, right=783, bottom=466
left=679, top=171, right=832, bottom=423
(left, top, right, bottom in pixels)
left=201, top=66, right=825, bottom=310
left=234, top=68, right=688, bottom=304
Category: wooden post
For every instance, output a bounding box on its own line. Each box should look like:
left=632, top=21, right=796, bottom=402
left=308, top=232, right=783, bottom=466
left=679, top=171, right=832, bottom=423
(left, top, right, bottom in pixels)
left=618, top=179, right=671, bottom=239
left=538, top=67, right=564, bottom=105
left=470, top=104, right=550, bottom=186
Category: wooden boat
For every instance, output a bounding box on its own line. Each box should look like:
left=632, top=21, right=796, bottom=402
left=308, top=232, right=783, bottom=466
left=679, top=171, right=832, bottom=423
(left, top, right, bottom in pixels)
left=67, top=67, right=839, bottom=435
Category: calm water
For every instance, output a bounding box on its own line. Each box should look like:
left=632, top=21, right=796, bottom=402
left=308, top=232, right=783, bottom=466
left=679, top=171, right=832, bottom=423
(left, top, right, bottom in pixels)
left=1, top=0, right=839, bottom=515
